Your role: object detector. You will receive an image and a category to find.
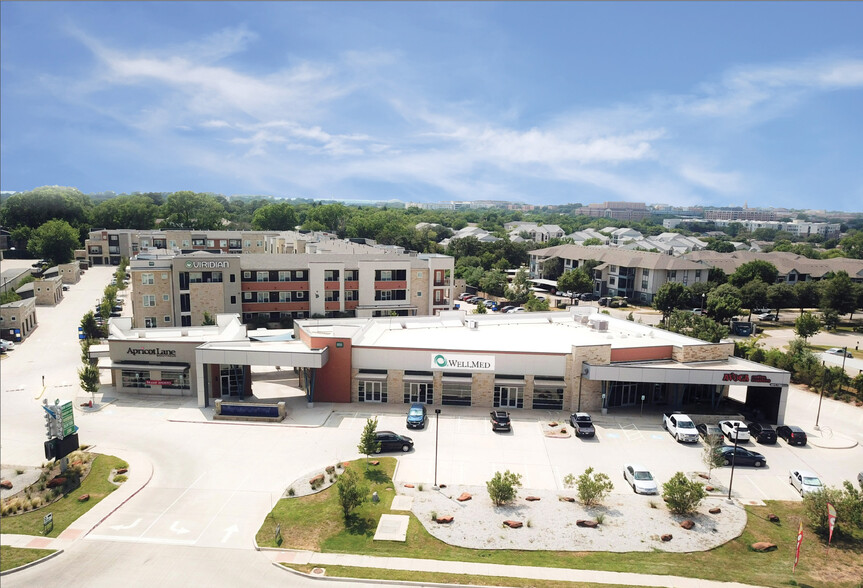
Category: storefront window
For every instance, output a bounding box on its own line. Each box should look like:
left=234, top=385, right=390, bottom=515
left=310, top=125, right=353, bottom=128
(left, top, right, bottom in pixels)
left=532, top=380, right=565, bottom=410
left=122, top=370, right=150, bottom=388
left=441, top=374, right=472, bottom=406
left=162, top=372, right=190, bottom=389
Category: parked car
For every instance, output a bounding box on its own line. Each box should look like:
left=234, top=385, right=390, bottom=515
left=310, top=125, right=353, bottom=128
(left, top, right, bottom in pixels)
left=373, top=431, right=414, bottom=453
left=406, top=403, right=427, bottom=429
left=789, top=470, right=823, bottom=495
left=663, top=413, right=699, bottom=443
left=757, top=313, right=778, bottom=321
left=692, top=308, right=703, bottom=315
left=598, top=297, right=612, bottom=307
left=484, top=300, right=497, bottom=309
left=490, top=410, right=511, bottom=432
left=507, top=307, right=526, bottom=313
left=62, top=285, right=69, bottom=291
left=579, top=293, right=598, bottom=301
left=459, top=293, right=474, bottom=301
left=696, top=423, right=724, bottom=444
left=718, top=420, right=750, bottom=442
left=746, top=422, right=777, bottom=444
left=825, top=347, right=852, bottom=358
left=0, top=340, right=15, bottom=352
left=777, top=425, right=808, bottom=446
left=569, top=412, right=595, bottom=438
left=500, top=306, right=515, bottom=313
left=714, top=446, right=766, bottom=467
left=623, top=464, right=658, bottom=495
left=753, top=308, right=772, bottom=315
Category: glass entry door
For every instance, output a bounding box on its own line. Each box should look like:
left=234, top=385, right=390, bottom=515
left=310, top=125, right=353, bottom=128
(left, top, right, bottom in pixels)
left=407, top=382, right=432, bottom=404
left=365, top=381, right=384, bottom=402
left=497, top=386, right=523, bottom=408
left=609, top=381, right=638, bottom=407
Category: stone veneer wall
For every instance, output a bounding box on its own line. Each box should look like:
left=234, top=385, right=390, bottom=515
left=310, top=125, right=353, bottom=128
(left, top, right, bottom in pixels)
left=387, top=370, right=404, bottom=404
left=569, top=344, right=612, bottom=413
left=472, top=372, right=494, bottom=406
left=524, top=375, right=535, bottom=408
left=672, top=342, right=735, bottom=363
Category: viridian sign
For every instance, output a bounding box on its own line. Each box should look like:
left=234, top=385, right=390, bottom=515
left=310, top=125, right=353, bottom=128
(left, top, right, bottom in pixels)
left=185, top=260, right=229, bottom=269
left=431, top=353, right=494, bottom=372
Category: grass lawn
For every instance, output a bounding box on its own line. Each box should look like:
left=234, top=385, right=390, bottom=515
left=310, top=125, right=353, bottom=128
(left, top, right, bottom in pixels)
left=259, top=459, right=863, bottom=588
left=0, top=454, right=127, bottom=538
left=284, top=564, right=634, bottom=588
left=0, top=546, right=56, bottom=572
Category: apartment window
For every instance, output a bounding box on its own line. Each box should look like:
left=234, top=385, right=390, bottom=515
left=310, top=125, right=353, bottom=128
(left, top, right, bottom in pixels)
left=379, top=290, right=393, bottom=301
left=695, top=270, right=702, bottom=280
left=345, top=270, right=359, bottom=281
left=182, top=240, right=190, bottom=248
left=160, top=273, right=168, bottom=280
left=144, top=317, right=157, bottom=328
left=143, top=295, right=156, bottom=307
left=206, top=240, right=215, bottom=247
left=169, top=241, right=177, bottom=249
left=256, top=271, right=269, bottom=282
left=219, top=240, right=226, bottom=247
left=417, top=271, right=423, bottom=278
left=256, top=241, right=263, bottom=247
left=230, top=274, right=235, bottom=283
left=294, top=291, right=306, bottom=300
left=610, top=265, right=617, bottom=273
left=325, top=291, right=340, bottom=302
left=278, top=271, right=291, bottom=282
left=243, top=271, right=251, bottom=279
left=244, top=240, right=251, bottom=248
left=345, top=290, right=358, bottom=301
left=189, top=272, right=203, bottom=283
left=164, top=316, right=171, bottom=323
left=162, top=294, right=170, bottom=301
left=256, top=292, right=268, bottom=303
left=230, top=296, right=236, bottom=304
left=324, top=270, right=339, bottom=282
left=192, top=238, right=206, bottom=246
left=643, top=269, right=649, bottom=277
left=668, top=270, right=677, bottom=280
left=141, top=273, right=154, bottom=285
left=642, top=278, right=649, bottom=290
left=243, top=292, right=253, bottom=302
left=279, top=292, right=291, bottom=303
left=609, top=277, right=616, bottom=286
left=417, top=291, right=422, bottom=297
left=295, top=270, right=307, bottom=280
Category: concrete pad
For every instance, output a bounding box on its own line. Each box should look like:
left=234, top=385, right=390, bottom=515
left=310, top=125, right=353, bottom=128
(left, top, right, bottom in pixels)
left=390, top=495, right=413, bottom=511
left=373, top=514, right=409, bottom=541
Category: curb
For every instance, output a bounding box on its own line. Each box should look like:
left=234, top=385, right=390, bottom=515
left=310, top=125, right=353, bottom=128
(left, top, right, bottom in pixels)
left=84, top=455, right=155, bottom=537
left=0, top=548, right=64, bottom=576
left=271, top=560, right=494, bottom=588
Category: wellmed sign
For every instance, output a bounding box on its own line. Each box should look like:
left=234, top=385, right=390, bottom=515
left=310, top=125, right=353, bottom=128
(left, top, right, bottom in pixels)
left=431, top=353, right=494, bottom=372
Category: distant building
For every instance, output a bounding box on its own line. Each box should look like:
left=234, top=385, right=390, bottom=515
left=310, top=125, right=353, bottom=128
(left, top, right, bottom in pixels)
left=575, top=202, right=651, bottom=221
left=704, top=208, right=777, bottom=222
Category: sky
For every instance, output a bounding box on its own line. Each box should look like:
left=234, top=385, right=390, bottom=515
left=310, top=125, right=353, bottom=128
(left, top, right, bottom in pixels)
left=1, top=2, right=862, bottom=211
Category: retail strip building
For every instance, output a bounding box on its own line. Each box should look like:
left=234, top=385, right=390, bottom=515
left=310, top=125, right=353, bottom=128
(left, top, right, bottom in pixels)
left=102, top=308, right=791, bottom=424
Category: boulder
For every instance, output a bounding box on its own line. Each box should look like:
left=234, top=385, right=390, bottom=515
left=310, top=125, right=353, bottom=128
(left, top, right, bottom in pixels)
left=440, top=484, right=447, bottom=489
left=435, top=516, right=454, bottom=524
left=309, top=474, right=325, bottom=487
left=559, top=496, right=576, bottom=503
left=768, top=514, right=780, bottom=523
left=680, top=520, right=695, bottom=530
left=404, top=484, right=415, bottom=489
left=47, top=477, right=66, bottom=488
left=698, top=473, right=710, bottom=480
left=457, top=492, right=472, bottom=502
left=503, top=520, right=523, bottom=529
left=0, top=480, right=12, bottom=489
left=325, top=465, right=335, bottom=474
left=705, top=486, right=715, bottom=492
left=116, top=468, right=128, bottom=475
left=577, top=520, right=598, bottom=528
left=370, top=460, right=380, bottom=466
left=78, top=494, right=90, bottom=502
left=751, top=542, right=777, bottom=552
left=525, top=496, right=541, bottom=502
left=709, top=507, right=721, bottom=514
left=661, top=534, right=673, bottom=542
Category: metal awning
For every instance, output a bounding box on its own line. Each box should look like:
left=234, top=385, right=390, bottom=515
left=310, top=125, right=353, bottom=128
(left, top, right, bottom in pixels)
left=356, top=372, right=388, bottom=381
left=494, top=378, right=525, bottom=386
left=105, top=361, right=190, bottom=373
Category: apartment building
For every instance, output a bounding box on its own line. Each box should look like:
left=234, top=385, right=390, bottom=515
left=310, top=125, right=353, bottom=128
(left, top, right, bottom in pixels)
left=710, top=219, right=841, bottom=240
left=128, top=249, right=454, bottom=328
left=703, top=208, right=777, bottom=222
left=575, top=201, right=651, bottom=221
left=684, top=251, right=863, bottom=284
left=529, top=245, right=708, bottom=303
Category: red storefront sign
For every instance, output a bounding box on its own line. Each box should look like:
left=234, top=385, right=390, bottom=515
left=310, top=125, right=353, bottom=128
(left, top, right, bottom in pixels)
left=146, top=379, right=172, bottom=386
left=721, top=373, right=771, bottom=384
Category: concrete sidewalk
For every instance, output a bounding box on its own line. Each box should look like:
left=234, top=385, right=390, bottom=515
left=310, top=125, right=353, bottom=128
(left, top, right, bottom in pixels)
left=267, top=549, right=762, bottom=588
left=0, top=449, right=153, bottom=552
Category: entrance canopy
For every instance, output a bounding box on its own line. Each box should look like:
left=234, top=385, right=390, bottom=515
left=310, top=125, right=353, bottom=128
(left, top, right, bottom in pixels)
left=196, top=340, right=329, bottom=369
left=585, top=356, right=790, bottom=388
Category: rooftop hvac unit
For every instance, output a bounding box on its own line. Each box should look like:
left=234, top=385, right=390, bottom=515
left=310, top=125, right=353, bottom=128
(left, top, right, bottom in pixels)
left=596, top=320, right=609, bottom=331
left=580, top=315, right=590, bottom=324
left=466, top=319, right=478, bottom=330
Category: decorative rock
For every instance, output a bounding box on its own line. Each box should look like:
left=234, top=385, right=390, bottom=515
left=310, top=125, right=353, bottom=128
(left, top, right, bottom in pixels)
left=78, top=494, right=90, bottom=502
left=456, top=492, right=472, bottom=502
left=503, top=520, right=523, bottom=529
left=440, top=484, right=447, bottom=489
left=325, top=465, right=335, bottom=474
left=404, top=484, right=415, bottom=489
left=577, top=520, right=599, bottom=528
left=698, top=473, right=710, bottom=480
left=0, top=480, right=12, bottom=489
left=661, top=534, right=673, bottom=542
left=768, top=514, right=780, bottom=523
left=525, top=496, right=541, bottom=502
left=370, top=460, right=380, bottom=466
left=309, top=474, right=325, bottom=487
left=116, top=468, right=128, bottom=475
left=549, top=422, right=558, bottom=427
left=751, top=542, right=777, bottom=552
left=705, top=486, right=715, bottom=492
left=709, top=507, right=722, bottom=514
left=680, top=520, right=695, bottom=530
left=342, top=462, right=351, bottom=468
left=47, top=477, right=66, bottom=488
left=559, top=496, right=576, bottom=502
left=436, top=516, right=454, bottom=524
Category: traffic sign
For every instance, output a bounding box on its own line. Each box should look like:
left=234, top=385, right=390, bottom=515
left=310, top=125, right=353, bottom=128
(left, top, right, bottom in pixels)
left=61, top=401, right=75, bottom=438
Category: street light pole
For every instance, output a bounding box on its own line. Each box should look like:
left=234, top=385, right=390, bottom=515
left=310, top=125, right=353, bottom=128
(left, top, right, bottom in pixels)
left=433, top=408, right=441, bottom=489
left=727, top=427, right=740, bottom=501
left=701, top=292, right=705, bottom=314
left=815, top=360, right=827, bottom=430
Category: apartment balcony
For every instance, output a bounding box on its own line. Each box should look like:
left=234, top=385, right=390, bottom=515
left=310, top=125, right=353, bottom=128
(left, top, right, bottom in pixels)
left=241, top=302, right=310, bottom=312
left=242, top=282, right=309, bottom=291
left=324, top=281, right=340, bottom=291
left=325, top=301, right=341, bottom=311
left=433, top=299, right=450, bottom=307
left=433, top=278, right=451, bottom=286
left=374, top=280, right=407, bottom=289
left=344, top=280, right=359, bottom=290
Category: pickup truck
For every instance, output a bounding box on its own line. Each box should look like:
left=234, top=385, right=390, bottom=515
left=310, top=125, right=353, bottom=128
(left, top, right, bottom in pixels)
left=663, top=413, right=699, bottom=443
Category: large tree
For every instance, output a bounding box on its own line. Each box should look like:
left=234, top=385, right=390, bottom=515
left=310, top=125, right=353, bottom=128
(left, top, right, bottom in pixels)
left=729, top=260, right=779, bottom=288
left=27, top=219, right=80, bottom=264
left=820, top=271, right=858, bottom=318
left=556, top=268, right=593, bottom=297
left=251, top=201, right=299, bottom=231
left=839, top=230, right=863, bottom=259
left=766, top=283, right=796, bottom=314
left=665, top=311, right=729, bottom=343
left=706, top=283, right=743, bottom=324
left=653, top=282, right=690, bottom=324
left=505, top=267, right=531, bottom=304
left=0, top=186, right=92, bottom=232
left=91, top=195, right=158, bottom=229
left=794, top=280, right=821, bottom=316
left=739, top=279, right=769, bottom=320
left=794, top=312, right=821, bottom=341
left=161, top=191, right=225, bottom=229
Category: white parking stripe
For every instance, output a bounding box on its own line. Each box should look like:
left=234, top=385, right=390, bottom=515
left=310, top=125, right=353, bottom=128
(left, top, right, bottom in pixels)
left=139, top=471, right=207, bottom=539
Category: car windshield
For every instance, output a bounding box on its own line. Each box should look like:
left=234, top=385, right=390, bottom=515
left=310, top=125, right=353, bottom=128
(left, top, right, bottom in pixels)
left=409, top=408, right=423, bottom=417
left=678, top=421, right=695, bottom=429
left=802, top=477, right=821, bottom=486
left=634, top=471, right=653, bottom=481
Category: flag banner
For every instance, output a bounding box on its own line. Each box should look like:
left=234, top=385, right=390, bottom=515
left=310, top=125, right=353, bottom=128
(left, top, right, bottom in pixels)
left=827, top=502, right=837, bottom=546
left=794, top=521, right=803, bottom=571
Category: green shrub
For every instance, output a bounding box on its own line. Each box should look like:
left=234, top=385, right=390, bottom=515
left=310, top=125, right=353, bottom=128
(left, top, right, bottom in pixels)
left=575, top=467, right=614, bottom=506
left=486, top=470, right=523, bottom=506
left=662, top=472, right=706, bottom=515
left=803, top=480, right=863, bottom=539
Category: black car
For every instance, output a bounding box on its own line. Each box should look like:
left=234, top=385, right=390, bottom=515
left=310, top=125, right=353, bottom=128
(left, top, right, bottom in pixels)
left=696, top=423, right=724, bottom=445
left=374, top=431, right=413, bottom=453
left=714, top=446, right=767, bottom=467
left=777, top=425, right=807, bottom=446
left=579, top=293, right=598, bottom=301
left=406, top=403, right=427, bottom=429
left=490, top=410, right=511, bottom=432
left=747, top=422, right=777, bottom=444
left=569, top=412, right=595, bottom=438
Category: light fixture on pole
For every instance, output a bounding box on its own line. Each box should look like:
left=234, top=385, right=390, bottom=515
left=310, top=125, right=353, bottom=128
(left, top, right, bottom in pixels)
left=433, top=408, right=441, bottom=490
left=815, top=360, right=827, bottom=430
left=701, top=292, right=706, bottom=313
left=727, top=425, right=740, bottom=501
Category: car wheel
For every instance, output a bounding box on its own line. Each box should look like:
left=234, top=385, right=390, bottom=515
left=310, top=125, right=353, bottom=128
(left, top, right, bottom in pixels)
left=401, top=444, right=410, bottom=452
left=753, top=460, right=763, bottom=468
left=724, top=458, right=731, bottom=466
left=675, top=433, right=680, bottom=442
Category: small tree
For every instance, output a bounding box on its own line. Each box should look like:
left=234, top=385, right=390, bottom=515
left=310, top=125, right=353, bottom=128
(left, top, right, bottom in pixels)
left=803, top=481, right=863, bottom=539
left=701, top=435, right=725, bottom=481
left=486, top=470, right=523, bottom=506
left=336, top=467, right=367, bottom=520
left=576, top=467, right=614, bottom=506
left=357, top=417, right=381, bottom=463
left=524, top=293, right=550, bottom=312
left=78, top=363, right=101, bottom=403
left=80, top=311, right=103, bottom=340
left=662, top=471, right=706, bottom=515
left=202, top=311, right=217, bottom=326
left=473, top=302, right=487, bottom=314
left=794, top=311, right=821, bottom=341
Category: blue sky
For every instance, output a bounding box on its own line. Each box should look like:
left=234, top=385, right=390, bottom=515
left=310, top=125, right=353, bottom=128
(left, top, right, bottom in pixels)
left=2, top=2, right=862, bottom=211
